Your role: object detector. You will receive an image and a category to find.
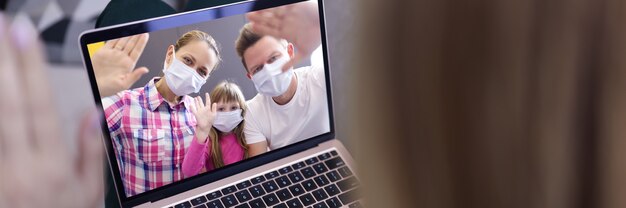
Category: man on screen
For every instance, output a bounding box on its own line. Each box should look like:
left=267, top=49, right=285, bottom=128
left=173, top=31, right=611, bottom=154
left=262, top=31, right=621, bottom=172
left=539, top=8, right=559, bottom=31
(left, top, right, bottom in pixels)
left=235, top=2, right=329, bottom=156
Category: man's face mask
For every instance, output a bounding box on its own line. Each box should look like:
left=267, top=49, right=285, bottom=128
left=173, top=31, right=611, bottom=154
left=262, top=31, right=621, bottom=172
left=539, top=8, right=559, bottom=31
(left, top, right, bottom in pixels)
left=251, top=55, right=293, bottom=97
left=163, top=49, right=207, bottom=96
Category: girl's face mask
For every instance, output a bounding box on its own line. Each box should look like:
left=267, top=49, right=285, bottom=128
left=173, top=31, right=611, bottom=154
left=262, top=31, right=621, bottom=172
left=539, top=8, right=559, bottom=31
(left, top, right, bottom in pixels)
left=213, top=109, right=243, bottom=133
left=163, top=49, right=207, bottom=96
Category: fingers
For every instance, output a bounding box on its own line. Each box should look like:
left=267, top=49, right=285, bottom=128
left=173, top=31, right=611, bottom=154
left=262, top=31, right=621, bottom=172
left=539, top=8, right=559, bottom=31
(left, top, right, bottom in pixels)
left=129, top=33, right=149, bottom=61
left=76, top=109, right=105, bottom=207
left=122, top=66, right=149, bottom=89
left=0, top=14, right=32, bottom=156
left=205, top=93, right=212, bottom=110
left=104, top=38, right=119, bottom=49
left=13, top=14, right=62, bottom=151
left=211, top=102, right=217, bottom=114
left=121, top=34, right=140, bottom=54
left=112, top=36, right=129, bottom=51
left=249, top=22, right=282, bottom=40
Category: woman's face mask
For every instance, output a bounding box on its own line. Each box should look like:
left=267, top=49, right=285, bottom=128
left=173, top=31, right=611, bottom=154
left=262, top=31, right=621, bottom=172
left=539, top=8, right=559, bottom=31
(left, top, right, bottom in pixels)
left=251, top=55, right=293, bottom=97
left=213, top=109, right=243, bottom=133
left=163, top=49, right=207, bottom=96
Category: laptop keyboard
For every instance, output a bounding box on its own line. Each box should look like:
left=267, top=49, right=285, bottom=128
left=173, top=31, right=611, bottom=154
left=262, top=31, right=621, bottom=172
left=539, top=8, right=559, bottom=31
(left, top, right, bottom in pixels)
left=171, top=150, right=362, bottom=208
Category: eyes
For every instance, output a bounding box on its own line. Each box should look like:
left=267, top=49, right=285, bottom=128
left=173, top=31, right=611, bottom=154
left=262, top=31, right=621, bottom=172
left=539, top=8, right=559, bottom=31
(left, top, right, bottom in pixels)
left=217, top=106, right=240, bottom=112
left=252, top=54, right=280, bottom=75
left=182, top=55, right=208, bottom=77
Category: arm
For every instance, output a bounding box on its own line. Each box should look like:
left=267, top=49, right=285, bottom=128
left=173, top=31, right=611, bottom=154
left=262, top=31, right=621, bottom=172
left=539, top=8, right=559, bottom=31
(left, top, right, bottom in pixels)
left=246, top=1, right=321, bottom=71
left=248, top=141, right=269, bottom=157
left=182, top=136, right=210, bottom=177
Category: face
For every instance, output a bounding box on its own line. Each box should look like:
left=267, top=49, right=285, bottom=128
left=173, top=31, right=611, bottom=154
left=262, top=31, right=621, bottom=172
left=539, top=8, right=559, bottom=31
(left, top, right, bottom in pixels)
left=243, top=36, right=294, bottom=79
left=165, top=40, right=218, bottom=79
left=216, top=100, right=241, bottom=112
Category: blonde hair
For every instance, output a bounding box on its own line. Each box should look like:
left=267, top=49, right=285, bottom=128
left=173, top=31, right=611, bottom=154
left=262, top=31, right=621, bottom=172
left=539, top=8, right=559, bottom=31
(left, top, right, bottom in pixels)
left=208, top=81, right=248, bottom=168
left=174, top=30, right=222, bottom=72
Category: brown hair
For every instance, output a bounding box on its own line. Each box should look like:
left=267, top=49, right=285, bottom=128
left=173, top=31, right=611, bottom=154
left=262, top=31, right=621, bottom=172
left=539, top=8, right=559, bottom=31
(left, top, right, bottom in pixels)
left=234, top=23, right=287, bottom=71
left=353, top=0, right=626, bottom=207
left=207, top=80, right=249, bottom=168
left=174, top=30, right=222, bottom=73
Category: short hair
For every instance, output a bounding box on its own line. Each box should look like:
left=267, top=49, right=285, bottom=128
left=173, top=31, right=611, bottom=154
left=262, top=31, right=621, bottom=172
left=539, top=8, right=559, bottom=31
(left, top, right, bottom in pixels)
left=234, top=23, right=287, bottom=71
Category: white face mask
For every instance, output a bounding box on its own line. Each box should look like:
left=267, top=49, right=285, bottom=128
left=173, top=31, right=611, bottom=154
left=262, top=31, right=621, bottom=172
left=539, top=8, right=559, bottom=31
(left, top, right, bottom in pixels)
left=251, top=55, right=293, bottom=97
left=213, top=109, right=243, bottom=133
left=163, top=49, right=207, bottom=96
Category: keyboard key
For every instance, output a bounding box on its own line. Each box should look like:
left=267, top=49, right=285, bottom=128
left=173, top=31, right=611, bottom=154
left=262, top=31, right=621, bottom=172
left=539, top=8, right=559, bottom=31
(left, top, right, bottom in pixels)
left=286, top=198, right=303, bottom=208
left=248, top=185, right=266, bottom=198
left=236, top=181, right=252, bottom=190
left=235, top=204, right=250, bottom=208
left=276, top=189, right=293, bottom=201
left=291, top=162, right=306, bottom=170
left=337, top=177, right=359, bottom=191
left=324, top=184, right=340, bottom=197
left=326, top=170, right=342, bottom=182
left=274, top=203, right=288, bottom=208
left=314, top=175, right=330, bottom=187
left=330, top=151, right=338, bottom=156
left=248, top=198, right=266, bottom=208
left=318, top=153, right=332, bottom=161
left=348, top=201, right=363, bottom=208
left=279, top=166, right=293, bottom=175
left=338, top=189, right=360, bottom=205
left=299, top=193, right=316, bottom=206
left=288, top=184, right=305, bottom=196
left=222, top=186, right=238, bottom=195
left=324, top=157, right=345, bottom=170
left=174, top=201, right=192, bottom=208
left=262, top=193, right=280, bottom=206
left=205, top=200, right=225, bottom=208
left=262, top=180, right=279, bottom=193
left=206, top=191, right=222, bottom=200
left=300, top=167, right=316, bottom=178
left=337, top=166, right=353, bottom=178
left=220, top=194, right=238, bottom=208
left=325, top=197, right=342, bottom=208
left=312, top=163, right=329, bottom=174
left=191, top=195, right=208, bottom=206
left=312, top=189, right=329, bottom=201
left=235, top=189, right=252, bottom=203
left=288, top=172, right=304, bottom=183
left=305, top=157, right=319, bottom=165
left=264, top=171, right=279, bottom=179
left=251, top=176, right=266, bottom=184
left=302, top=179, right=318, bottom=191
left=312, top=202, right=329, bottom=208
left=275, top=176, right=292, bottom=188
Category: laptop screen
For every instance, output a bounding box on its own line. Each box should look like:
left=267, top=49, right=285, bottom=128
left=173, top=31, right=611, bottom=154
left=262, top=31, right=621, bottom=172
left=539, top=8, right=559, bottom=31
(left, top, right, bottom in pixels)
left=80, top=0, right=331, bottom=200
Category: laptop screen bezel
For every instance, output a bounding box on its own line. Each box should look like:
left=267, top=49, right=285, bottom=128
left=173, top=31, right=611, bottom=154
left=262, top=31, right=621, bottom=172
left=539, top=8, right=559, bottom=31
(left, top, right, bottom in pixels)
left=78, top=0, right=335, bottom=206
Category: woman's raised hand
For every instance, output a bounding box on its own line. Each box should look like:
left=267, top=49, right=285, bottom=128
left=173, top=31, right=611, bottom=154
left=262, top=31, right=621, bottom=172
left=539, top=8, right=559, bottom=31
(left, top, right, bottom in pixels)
left=190, top=93, right=217, bottom=143
left=92, top=33, right=150, bottom=97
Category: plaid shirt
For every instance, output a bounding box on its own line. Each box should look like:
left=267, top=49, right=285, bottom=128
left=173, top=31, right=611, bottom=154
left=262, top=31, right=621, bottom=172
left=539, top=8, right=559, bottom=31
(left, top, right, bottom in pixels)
left=102, top=78, right=197, bottom=197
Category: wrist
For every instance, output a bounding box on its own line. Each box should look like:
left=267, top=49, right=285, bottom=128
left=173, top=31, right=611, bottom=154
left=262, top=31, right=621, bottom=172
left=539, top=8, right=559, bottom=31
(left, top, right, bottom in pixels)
left=195, top=129, right=210, bottom=143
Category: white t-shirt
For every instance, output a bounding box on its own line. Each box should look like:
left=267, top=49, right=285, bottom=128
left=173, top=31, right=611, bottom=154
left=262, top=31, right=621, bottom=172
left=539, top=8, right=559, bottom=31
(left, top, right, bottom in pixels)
left=244, top=63, right=330, bottom=150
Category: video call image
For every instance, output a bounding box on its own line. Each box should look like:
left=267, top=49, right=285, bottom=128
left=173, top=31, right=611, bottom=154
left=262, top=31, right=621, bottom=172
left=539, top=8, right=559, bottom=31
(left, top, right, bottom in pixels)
left=86, top=1, right=330, bottom=197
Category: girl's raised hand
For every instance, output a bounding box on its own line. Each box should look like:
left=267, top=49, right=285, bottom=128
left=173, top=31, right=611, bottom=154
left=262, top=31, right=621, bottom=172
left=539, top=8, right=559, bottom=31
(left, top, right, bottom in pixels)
left=189, top=93, right=217, bottom=143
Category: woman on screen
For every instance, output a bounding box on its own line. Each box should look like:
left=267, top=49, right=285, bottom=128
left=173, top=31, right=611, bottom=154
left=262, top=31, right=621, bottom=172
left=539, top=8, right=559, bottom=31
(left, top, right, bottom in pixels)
left=182, top=81, right=249, bottom=178
left=101, top=30, right=222, bottom=197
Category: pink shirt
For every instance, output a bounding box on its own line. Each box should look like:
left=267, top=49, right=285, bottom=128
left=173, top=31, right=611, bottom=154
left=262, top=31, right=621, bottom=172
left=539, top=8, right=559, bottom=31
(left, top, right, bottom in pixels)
left=182, top=132, right=245, bottom=177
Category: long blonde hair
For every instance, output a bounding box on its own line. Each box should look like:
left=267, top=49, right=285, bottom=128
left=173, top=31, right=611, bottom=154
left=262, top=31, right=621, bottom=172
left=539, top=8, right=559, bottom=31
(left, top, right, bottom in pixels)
left=208, top=81, right=248, bottom=168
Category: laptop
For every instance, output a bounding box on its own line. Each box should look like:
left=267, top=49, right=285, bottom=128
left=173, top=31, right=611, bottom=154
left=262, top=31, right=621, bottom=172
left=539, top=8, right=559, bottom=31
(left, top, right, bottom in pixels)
left=78, top=0, right=360, bottom=207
